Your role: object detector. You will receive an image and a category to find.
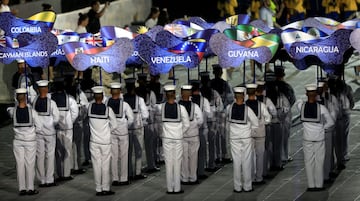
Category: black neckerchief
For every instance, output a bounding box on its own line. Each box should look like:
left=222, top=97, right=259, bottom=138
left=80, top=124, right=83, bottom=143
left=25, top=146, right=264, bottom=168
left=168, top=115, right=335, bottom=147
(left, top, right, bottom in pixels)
left=35, top=97, right=48, bottom=113
left=16, top=106, right=30, bottom=123
left=179, top=100, right=192, bottom=116
left=124, top=94, right=136, bottom=109
left=257, top=95, right=264, bottom=102
left=192, top=94, right=201, bottom=106
left=91, top=103, right=106, bottom=115
left=303, top=102, right=318, bottom=119
left=164, top=102, right=178, bottom=119
left=246, top=99, right=259, bottom=117
left=107, top=98, right=120, bottom=115
left=231, top=103, right=245, bottom=120
left=51, top=92, right=67, bottom=108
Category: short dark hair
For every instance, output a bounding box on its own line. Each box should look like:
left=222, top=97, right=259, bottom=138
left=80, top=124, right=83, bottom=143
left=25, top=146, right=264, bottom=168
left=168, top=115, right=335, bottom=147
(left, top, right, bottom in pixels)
left=42, top=3, right=52, bottom=11
left=91, top=0, right=100, bottom=7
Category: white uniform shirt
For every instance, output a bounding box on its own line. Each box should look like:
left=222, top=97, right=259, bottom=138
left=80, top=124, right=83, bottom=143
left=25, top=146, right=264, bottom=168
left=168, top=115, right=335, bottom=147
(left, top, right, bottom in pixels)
left=7, top=106, right=42, bottom=141
left=106, top=97, right=134, bottom=135
left=125, top=95, right=149, bottom=129
left=32, top=96, right=60, bottom=135
left=296, top=100, right=335, bottom=141
left=53, top=94, right=79, bottom=130
left=180, top=101, right=204, bottom=138
left=252, top=101, right=272, bottom=137
left=226, top=103, right=259, bottom=139
left=0, top=4, right=10, bottom=12
left=156, top=103, right=190, bottom=140
left=87, top=102, right=117, bottom=145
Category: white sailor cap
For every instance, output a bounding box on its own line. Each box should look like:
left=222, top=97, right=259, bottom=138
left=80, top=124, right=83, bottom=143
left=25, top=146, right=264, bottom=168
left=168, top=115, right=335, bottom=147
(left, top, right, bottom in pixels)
left=110, top=82, right=122, bottom=89
left=15, top=88, right=27, bottom=94
left=245, top=83, right=258, bottom=89
left=36, top=80, right=49, bottom=87
left=164, top=84, right=176, bottom=92
left=16, top=59, right=25, bottom=63
left=305, top=84, right=317, bottom=91
left=92, top=86, right=104, bottom=94
left=317, top=81, right=325, bottom=88
left=256, top=80, right=265, bottom=86
left=181, top=85, right=192, bottom=90
left=233, top=87, right=246, bottom=93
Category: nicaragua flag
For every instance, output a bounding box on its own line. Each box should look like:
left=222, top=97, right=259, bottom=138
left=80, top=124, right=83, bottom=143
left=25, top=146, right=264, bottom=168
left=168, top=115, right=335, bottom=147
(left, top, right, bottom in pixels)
left=281, top=29, right=322, bottom=52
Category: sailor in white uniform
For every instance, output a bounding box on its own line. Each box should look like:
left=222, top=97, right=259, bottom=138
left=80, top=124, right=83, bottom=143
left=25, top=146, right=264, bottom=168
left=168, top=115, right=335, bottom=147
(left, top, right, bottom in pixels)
left=190, top=80, right=212, bottom=179
left=52, top=78, right=79, bottom=181
left=88, top=86, right=117, bottom=196
left=11, top=59, right=37, bottom=104
left=227, top=87, right=259, bottom=193
left=123, top=78, right=149, bottom=179
left=33, top=80, right=59, bottom=187
left=255, top=80, right=277, bottom=178
left=156, top=85, right=190, bottom=194
left=135, top=73, right=159, bottom=173
left=245, top=83, right=271, bottom=185
left=7, top=88, right=41, bottom=195
left=316, top=81, right=338, bottom=181
left=296, top=84, right=334, bottom=191
left=106, top=82, right=134, bottom=186
left=179, top=84, right=203, bottom=184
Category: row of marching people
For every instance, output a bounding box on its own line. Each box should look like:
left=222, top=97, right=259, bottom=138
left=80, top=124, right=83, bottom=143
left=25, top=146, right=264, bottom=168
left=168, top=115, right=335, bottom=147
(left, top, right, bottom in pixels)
left=7, top=62, right=354, bottom=196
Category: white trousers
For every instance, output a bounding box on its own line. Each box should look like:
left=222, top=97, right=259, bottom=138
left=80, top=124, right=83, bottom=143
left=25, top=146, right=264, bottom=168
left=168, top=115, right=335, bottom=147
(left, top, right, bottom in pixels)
left=128, top=128, right=144, bottom=176
left=252, top=137, right=265, bottom=182
left=303, top=140, right=325, bottom=188
left=13, top=140, right=36, bottom=191
left=36, top=134, right=56, bottom=184
left=90, top=142, right=111, bottom=192
left=181, top=137, right=200, bottom=182
left=111, top=134, right=129, bottom=182
left=163, top=138, right=183, bottom=192
left=72, top=120, right=83, bottom=170
left=230, top=138, right=253, bottom=192
left=56, top=129, right=73, bottom=177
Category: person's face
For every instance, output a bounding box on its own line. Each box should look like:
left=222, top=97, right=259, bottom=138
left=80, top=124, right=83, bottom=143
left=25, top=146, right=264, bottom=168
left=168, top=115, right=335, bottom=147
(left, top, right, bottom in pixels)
left=16, top=93, right=26, bottom=102
left=82, top=17, right=89, bottom=26
left=306, top=91, right=317, bottom=99
left=94, top=93, right=103, bottom=101
left=165, top=91, right=175, bottom=100
left=235, top=93, right=244, bottom=101
left=18, top=63, right=25, bottom=73
left=2, top=0, right=9, bottom=5
left=38, top=87, right=48, bottom=95
left=181, top=89, right=191, bottom=100
left=111, top=88, right=121, bottom=97
left=92, top=1, right=100, bottom=12
left=255, top=88, right=264, bottom=96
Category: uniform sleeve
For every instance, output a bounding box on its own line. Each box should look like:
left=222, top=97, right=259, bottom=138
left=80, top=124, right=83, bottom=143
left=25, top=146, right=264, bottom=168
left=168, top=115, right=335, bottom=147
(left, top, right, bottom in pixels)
left=180, top=105, right=190, bottom=133
left=225, top=82, right=234, bottom=107
left=214, top=90, right=224, bottom=112
left=6, top=107, right=14, bottom=118
left=108, top=107, right=117, bottom=132
left=51, top=100, right=60, bottom=125
left=150, top=91, right=157, bottom=108
left=80, top=91, right=89, bottom=107
left=139, top=97, right=149, bottom=120
left=265, top=98, right=277, bottom=117
left=194, top=104, right=204, bottom=127
left=124, top=102, right=134, bottom=127
left=262, top=102, right=272, bottom=125
left=69, top=97, right=79, bottom=124
left=330, top=95, right=339, bottom=120
left=248, top=107, right=259, bottom=130
left=321, top=105, right=335, bottom=130
left=203, top=97, right=212, bottom=119
left=295, top=99, right=304, bottom=113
